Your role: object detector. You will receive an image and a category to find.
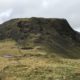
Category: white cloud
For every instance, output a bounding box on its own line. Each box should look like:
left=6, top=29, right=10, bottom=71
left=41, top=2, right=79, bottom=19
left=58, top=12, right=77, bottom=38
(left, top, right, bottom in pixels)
left=42, top=0, right=49, bottom=8
left=0, top=9, right=13, bottom=18
left=0, top=9, right=13, bottom=24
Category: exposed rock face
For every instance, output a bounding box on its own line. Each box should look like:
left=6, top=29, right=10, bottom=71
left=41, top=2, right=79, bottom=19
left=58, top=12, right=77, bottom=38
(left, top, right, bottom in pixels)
left=0, top=17, right=80, bottom=58
left=17, top=17, right=80, bottom=42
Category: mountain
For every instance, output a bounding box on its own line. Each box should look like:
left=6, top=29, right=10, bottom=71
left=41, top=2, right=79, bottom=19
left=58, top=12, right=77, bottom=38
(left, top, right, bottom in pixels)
left=0, top=17, right=80, bottom=58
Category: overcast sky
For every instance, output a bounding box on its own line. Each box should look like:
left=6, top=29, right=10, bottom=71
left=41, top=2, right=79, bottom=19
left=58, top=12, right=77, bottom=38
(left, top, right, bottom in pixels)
left=0, top=0, right=80, bottom=31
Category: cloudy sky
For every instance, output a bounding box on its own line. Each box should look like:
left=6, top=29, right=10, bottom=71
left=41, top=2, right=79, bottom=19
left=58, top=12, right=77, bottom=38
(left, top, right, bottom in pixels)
left=0, top=0, right=80, bottom=31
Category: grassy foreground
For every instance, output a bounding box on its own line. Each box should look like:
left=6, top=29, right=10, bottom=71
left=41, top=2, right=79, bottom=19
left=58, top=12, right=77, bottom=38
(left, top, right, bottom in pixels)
left=0, top=40, right=80, bottom=80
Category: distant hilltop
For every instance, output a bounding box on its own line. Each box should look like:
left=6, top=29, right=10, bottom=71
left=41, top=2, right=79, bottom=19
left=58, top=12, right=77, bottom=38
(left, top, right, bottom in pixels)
left=0, top=17, right=80, bottom=58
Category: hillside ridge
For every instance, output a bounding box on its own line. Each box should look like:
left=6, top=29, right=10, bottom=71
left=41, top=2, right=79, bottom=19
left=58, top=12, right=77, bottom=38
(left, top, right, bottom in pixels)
left=0, top=17, right=80, bottom=58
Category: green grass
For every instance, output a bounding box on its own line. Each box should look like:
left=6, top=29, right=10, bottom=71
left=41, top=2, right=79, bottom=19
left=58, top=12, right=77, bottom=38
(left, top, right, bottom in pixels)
left=0, top=40, right=80, bottom=80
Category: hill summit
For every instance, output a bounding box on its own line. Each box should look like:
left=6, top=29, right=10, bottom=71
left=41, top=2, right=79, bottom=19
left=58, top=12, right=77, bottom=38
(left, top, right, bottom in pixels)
left=0, top=17, right=80, bottom=58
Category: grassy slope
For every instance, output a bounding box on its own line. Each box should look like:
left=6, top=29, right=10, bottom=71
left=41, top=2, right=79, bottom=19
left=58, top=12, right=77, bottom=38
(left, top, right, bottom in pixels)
left=0, top=18, right=80, bottom=80
left=0, top=40, right=80, bottom=80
